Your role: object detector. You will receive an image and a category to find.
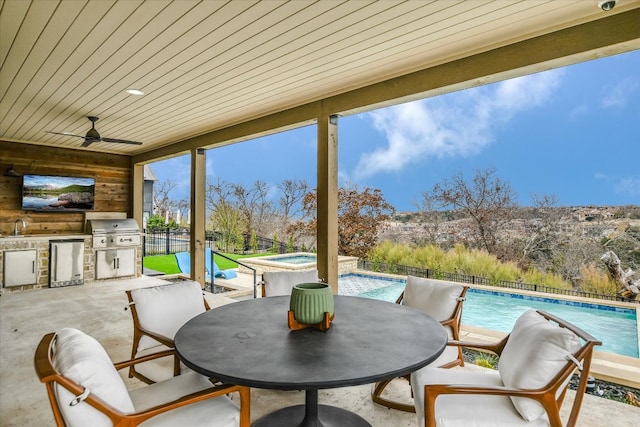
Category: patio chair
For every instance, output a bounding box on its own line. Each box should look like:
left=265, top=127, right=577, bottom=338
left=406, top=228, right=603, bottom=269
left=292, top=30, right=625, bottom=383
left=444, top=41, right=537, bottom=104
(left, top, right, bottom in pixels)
left=34, top=328, right=250, bottom=427
left=205, top=248, right=238, bottom=279
left=260, top=269, right=321, bottom=297
left=126, top=280, right=210, bottom=384
left=411, top=309, right=601, bottom=427
left=371, top=276, right=468, bottom=412
left=175, top=251, right=237, bottom=281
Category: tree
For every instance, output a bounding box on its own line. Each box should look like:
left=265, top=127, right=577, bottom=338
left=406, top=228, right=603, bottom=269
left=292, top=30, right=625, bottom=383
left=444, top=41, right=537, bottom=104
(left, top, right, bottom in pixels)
left=250, top=229, right=259, bottom=253
left=209, top=201, right=245, bottom=252
left=278, top=179, right=308, bottom=220
left=427, top=168, right=518, bottom=258
left=153, top=180, right=177, bottom=217
left=516, top=193, right=565, bottom=269
left=206, top=179, right=246, bottom=250
left=292, top=183, right=395, bottom=258
left=233, top=181, right=275, bottom=235
left=146, top=214, right=177, bottom=230
left=414, top=192, right=446, bottom=246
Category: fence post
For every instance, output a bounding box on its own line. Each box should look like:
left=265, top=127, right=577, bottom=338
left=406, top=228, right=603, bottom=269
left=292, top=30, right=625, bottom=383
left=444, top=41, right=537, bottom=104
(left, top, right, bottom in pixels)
left=165, top=227, right=170, bottom=255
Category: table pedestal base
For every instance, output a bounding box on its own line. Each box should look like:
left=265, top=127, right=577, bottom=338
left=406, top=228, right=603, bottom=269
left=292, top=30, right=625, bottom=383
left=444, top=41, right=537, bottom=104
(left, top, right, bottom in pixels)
left=252, top=390, right=371, bottom=427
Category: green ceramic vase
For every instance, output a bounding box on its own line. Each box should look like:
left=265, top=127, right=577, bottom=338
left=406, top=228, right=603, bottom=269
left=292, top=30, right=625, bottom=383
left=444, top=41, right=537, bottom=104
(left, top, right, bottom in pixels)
left=289, top=283, right=334, bottom=324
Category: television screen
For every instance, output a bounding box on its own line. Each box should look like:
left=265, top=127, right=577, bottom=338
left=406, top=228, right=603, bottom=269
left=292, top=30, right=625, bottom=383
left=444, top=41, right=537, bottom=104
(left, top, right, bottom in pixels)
left=22, top=174, right=95, bottom=212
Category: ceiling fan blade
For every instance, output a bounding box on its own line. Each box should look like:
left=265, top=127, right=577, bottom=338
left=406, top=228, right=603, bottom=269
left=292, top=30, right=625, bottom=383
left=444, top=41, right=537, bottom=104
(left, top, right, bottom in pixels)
left=46, top=117, right=143, bottom=147
left=101, top=137, right=143, bottom=145
left=46, top=131, right=84, bottom=138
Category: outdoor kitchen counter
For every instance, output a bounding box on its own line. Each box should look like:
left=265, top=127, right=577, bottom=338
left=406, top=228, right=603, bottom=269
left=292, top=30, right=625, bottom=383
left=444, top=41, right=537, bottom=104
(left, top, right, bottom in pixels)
left=0, top=234, right=90, bottom=241
left=1, top=231, right=141, bottom=291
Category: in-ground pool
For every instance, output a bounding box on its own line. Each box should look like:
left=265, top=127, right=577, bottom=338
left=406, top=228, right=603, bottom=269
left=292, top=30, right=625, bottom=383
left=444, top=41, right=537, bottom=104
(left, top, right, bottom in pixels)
left=338, top=273, right=639, bottom=358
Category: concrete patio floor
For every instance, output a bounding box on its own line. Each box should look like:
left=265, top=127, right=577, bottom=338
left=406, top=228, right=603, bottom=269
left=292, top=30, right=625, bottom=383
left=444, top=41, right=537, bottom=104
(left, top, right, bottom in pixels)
left=1, top=275, right=639, bottom=426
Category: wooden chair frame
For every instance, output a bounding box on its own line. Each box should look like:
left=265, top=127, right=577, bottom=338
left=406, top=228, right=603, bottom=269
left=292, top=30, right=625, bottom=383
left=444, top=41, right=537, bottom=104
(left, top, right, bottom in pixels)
left=125, top=288, right=211, bottom=384
left=35, top=332, right=250, bottom=427
left=371, top=285, right=468, bottom=412
left=420, top=310, right=601, bottom=427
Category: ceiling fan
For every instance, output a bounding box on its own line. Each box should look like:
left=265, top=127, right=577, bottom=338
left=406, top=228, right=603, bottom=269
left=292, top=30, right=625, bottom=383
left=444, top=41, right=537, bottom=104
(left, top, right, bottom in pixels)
left=46, top=116, right=143, bottom=147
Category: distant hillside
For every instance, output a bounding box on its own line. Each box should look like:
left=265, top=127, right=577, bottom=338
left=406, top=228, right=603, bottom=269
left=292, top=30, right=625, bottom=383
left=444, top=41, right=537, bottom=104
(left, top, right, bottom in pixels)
left=23, top=184, right=94, bottom=196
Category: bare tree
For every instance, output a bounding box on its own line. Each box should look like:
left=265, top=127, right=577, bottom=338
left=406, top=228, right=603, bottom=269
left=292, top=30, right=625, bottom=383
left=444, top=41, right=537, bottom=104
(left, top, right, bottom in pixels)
left=153, top=180, right=177, bottom=217
left=277, top=179, right=309, bottom=236
left=233, top=181, right=275, bottom=235
left=278, top=179, right=308, bottom=221
left=428, top=168, right=518, bottom=258
left=517, top=193, right=565, bottom=269
left=414, top=192, right=445, bottom=246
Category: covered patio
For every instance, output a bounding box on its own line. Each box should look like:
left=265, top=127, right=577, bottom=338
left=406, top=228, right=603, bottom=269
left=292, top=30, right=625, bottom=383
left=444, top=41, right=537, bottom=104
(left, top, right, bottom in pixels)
left=1, top=1, right=640, bottom=425
left=2, top=1, right=640, bottom=288
left=1, top=275, right=639, bottom=426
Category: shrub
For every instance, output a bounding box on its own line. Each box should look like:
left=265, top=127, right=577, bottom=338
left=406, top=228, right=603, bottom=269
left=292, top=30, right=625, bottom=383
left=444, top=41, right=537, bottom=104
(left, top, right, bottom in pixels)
left=474, top=352, right=498, bottom=369
left=367, top=241, right=574, bottom=291
left=579, top=264, right=618, bottom=296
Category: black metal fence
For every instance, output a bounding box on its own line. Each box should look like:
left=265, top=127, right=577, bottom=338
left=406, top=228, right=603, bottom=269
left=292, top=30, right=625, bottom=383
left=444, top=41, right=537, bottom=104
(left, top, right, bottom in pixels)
left=357, top=259, right=638, bottom=304
left=143, top=228, right=637, bottom=304
left=142, top=228, right=302, bottom=256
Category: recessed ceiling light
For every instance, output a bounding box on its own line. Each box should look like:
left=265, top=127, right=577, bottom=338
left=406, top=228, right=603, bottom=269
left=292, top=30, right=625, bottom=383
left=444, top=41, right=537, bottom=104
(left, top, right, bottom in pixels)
left=126, top=89, right=144, bottom=96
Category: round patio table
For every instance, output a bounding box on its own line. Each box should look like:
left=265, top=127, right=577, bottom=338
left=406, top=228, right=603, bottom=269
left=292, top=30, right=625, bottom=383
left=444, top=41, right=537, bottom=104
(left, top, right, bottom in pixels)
left=175, top=295, right=447, bottom=427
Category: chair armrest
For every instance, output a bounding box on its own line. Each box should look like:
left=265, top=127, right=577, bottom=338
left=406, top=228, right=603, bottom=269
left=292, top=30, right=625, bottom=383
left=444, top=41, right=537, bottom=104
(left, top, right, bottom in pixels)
left=445, top=336, right=509, bottom=356
left=131, top=383, right=245, bottom=420
left=113, top=349, right=177, bottom=371
left=136, top=326, right=175, bottom=348
left=425, top=382, right=548, bottom=400
left=423, top=383, right=557, bottom=427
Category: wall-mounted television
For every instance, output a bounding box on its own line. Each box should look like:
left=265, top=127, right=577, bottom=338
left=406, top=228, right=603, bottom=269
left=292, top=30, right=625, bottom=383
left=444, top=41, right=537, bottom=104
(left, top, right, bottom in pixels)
left=22, top=174, right=95, bottom=212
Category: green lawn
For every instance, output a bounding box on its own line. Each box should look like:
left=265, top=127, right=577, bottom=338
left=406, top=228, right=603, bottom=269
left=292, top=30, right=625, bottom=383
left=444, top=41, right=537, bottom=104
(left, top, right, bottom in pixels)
left=143, top=252, right=271, bottom=274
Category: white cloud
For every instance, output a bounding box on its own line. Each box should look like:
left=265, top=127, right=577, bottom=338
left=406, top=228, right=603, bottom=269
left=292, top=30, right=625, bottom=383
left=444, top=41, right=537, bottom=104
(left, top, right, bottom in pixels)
left=615, top=177, right=640, bottom=197
left=602, top=77, right=639, bottom=109
left=569, top=104, right=588, bottom=121
left=353, top=70, right=562, bottom=180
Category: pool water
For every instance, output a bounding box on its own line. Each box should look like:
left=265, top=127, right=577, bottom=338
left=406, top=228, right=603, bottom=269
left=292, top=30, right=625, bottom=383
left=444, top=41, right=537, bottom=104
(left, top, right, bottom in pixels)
left=338, top=273, right=639, bottom=358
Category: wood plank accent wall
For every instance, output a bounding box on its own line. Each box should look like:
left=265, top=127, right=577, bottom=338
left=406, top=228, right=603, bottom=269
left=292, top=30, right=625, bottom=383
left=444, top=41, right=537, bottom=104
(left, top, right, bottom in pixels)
left=0, top=141, right=132, bottom=236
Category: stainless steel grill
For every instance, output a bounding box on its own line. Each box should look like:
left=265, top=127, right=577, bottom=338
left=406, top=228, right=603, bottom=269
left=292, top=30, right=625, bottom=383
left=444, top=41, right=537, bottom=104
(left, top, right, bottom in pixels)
left=86, top=219, right=141, bottom=248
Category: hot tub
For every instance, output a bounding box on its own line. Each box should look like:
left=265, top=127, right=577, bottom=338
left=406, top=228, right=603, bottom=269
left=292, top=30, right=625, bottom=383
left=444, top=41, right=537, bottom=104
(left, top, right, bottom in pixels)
left=237, top=252, right=358, bottom=275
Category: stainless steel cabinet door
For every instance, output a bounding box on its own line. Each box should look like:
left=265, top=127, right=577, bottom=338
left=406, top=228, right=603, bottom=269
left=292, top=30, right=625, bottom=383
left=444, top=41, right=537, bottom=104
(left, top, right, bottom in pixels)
left=95, top=248, right=135, bottom=279
left=3, top=249, right=37, bottom=287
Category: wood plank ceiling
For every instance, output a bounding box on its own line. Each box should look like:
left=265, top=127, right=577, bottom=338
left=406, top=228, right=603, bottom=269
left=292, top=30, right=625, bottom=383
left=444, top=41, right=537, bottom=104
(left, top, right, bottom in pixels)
left=1, top=0, right=639, bottom=156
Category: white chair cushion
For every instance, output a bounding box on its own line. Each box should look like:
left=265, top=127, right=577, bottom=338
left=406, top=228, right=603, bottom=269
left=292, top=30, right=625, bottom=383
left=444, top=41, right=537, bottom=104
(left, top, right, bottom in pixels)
left=411, top=366, right=549, bottom=427
left=499, top=310, right=581, bottom=421
left=402, top=276, right=465, bottom=323
left=53, top=328, right=135, bottom=427
left=403, top=276, right=465, bottom=367
left=130, top=281, right=206, bottom=343
left=130, top=372, right=240, bottom=427
left=262, top=269, right=320, bottom=296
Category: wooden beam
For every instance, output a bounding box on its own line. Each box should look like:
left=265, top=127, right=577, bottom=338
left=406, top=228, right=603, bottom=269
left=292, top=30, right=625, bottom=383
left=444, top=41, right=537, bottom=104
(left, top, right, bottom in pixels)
left=316, top=114, right=339, bottom=294
left=189, top=148, right=207, bottom=288
left=131, top=163, right=143, bottom=229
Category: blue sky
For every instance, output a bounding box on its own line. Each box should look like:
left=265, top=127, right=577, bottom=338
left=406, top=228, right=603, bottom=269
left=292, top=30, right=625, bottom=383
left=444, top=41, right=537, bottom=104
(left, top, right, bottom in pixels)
left=151, top=50, right=639, bottom=213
